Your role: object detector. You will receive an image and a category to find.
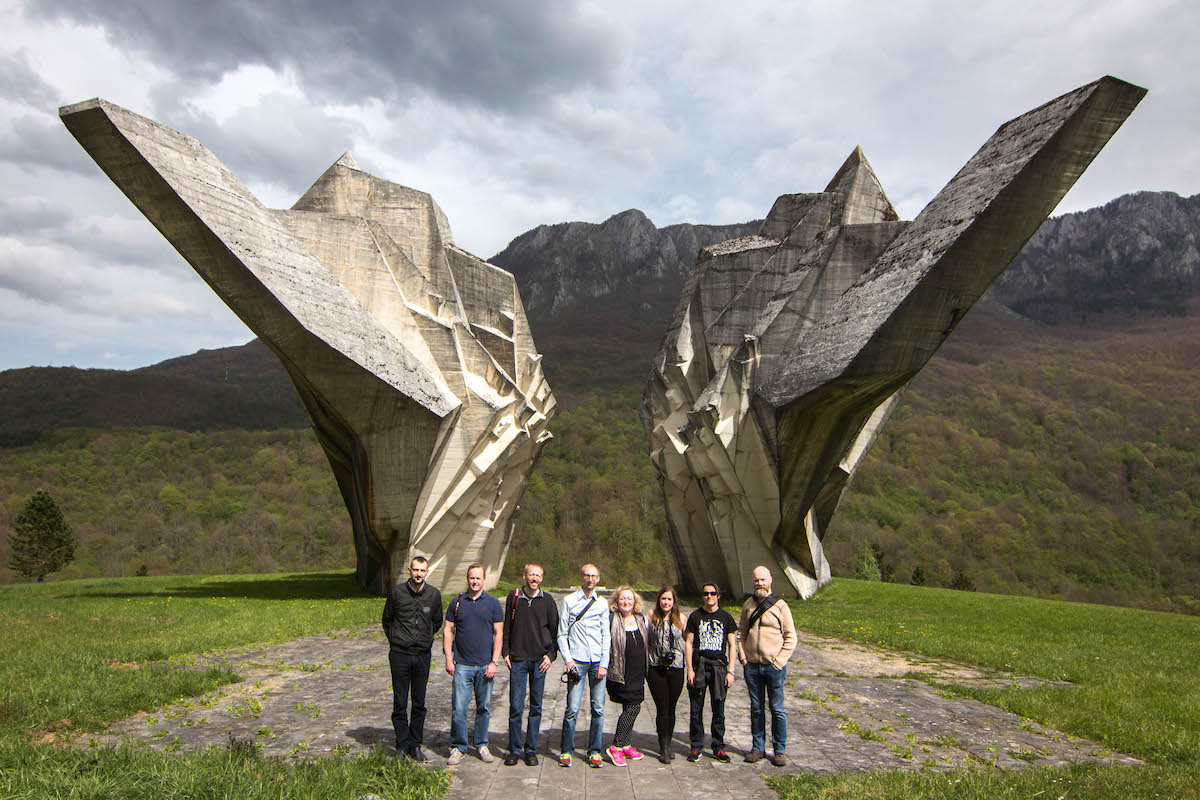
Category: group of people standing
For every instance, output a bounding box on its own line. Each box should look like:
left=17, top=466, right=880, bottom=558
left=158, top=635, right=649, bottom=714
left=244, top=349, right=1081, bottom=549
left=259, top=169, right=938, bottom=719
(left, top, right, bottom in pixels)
left=381, top=558, right=796, bottom=769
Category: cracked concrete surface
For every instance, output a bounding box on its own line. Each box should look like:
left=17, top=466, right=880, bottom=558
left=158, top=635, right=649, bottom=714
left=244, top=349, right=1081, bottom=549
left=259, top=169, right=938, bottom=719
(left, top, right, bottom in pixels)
left=86, top=619, right=1137, bottom=799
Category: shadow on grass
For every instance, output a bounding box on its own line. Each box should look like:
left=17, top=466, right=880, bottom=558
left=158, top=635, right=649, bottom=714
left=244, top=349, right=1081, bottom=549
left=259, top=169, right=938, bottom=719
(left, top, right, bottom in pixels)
left=62, top=572, right=378, bottom=602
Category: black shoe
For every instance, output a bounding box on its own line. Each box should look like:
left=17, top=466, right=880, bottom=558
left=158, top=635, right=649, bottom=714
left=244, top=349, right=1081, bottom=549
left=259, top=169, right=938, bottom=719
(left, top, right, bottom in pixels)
left=524, top=752, right=539, bottom=767
left=503, top=752, right=520, bottom=766
left=407, top=746, right=427, bottom=762
left=714, top=750, right=731, bottom=763
left=744, top=750, right=766, bottom=763
left=687, top=748, right=701, bottom=762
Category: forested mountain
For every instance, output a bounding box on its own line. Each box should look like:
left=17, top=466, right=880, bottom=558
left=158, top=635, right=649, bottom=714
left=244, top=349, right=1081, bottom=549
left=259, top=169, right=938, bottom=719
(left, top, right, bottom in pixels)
left=0, top=341, right=306, bottom=447
left=1, top=191, right=1198, bottom=613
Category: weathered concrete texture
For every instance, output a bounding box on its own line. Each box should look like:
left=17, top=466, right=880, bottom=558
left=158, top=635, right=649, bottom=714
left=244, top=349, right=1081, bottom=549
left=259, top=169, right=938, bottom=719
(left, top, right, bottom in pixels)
left=86, top=616, right=1138, bottom=798
left=642, top=76, right=1145, bottom=598
left=60, top=100, right=555, bottom=596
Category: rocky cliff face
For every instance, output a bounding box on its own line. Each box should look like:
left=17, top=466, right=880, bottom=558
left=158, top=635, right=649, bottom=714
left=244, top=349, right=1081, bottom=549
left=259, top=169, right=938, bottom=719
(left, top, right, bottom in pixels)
left=492, top=192, right=1200, bottom=329
left=490, top=209, right=761, bottom=317
left=990, top=191, right=1200, bottom=322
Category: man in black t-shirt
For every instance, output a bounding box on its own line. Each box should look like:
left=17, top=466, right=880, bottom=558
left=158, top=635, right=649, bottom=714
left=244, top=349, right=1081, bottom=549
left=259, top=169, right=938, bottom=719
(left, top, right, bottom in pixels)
left=683, top=582, right=738, bottom=762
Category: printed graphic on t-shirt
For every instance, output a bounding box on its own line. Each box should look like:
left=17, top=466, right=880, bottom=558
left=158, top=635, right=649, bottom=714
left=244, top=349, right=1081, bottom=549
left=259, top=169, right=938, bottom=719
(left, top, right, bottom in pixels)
left=697, top=617, right=726, bottom=653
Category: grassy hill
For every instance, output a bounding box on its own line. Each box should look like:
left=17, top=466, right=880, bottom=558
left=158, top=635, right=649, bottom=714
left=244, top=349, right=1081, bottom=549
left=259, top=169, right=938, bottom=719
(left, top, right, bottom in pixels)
left=1, top=306, right=1198, bottom=612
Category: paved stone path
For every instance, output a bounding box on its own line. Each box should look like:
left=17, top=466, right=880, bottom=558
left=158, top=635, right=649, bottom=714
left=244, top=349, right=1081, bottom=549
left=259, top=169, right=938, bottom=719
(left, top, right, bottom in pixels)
left=90, top=607, right=1139, bottom=800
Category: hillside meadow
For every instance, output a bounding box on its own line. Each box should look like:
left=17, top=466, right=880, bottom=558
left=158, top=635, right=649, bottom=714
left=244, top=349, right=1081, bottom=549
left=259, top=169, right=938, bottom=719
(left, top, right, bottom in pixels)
left=2, top=310, right=1198, bottom=615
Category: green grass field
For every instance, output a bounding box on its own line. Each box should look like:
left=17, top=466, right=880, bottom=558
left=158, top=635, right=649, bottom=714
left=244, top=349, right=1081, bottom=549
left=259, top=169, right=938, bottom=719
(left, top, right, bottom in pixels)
left=0, top=571, right=447, bottom=799
left=2, top=571, right=1197, bottom=799
left=770, top=579, right=1200, bottom=799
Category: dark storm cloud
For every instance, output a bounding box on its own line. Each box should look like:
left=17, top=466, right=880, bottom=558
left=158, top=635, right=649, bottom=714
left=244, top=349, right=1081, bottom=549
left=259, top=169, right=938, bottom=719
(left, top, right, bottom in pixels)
left=0, top=51, right=60, bottom=107
left=29, top=0, right=622, bottom=112
left=161, top=93, right=367, bottom=198
left=0, top=114, right=100, bottom=176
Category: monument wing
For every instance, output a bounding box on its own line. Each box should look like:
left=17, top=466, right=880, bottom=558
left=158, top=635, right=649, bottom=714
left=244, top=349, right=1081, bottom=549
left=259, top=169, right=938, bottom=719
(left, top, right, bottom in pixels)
left=643, top=76, right=1145, bottom=598
left=61, top=99, right=555, bottom=595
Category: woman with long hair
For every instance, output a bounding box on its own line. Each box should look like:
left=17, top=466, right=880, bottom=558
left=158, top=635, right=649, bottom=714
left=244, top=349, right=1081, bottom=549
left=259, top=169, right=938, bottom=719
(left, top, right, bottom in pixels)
left=646, top=585, right=686, bottom=763
left=603, top=585, right=649, bottom=766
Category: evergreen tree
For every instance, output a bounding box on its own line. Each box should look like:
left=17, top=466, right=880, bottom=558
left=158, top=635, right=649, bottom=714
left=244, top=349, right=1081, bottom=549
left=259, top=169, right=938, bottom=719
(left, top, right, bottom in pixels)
left=910, top=565, right=926, bottom=586
left=8, top=490, right=76, bottom=582
left=949, top=569, right=976, bottom=592
left=854, top=546, right=882, bottom=581
left=870, top=542, right=894, bottom=582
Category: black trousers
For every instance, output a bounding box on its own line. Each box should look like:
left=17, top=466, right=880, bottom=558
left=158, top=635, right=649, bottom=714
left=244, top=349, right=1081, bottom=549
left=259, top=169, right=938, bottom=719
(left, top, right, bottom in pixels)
left=389, top=650, right=431, bottom=753
left=688, top=681, right=726, bottom=751
left=646, top=665, right=684, bottom=743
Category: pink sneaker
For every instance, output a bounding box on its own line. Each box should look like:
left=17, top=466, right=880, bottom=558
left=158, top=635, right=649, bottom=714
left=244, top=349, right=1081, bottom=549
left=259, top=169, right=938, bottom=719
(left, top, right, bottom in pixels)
left=623, top=745, right=644, bottom=761
left=606, top=745, right=627, bottom=766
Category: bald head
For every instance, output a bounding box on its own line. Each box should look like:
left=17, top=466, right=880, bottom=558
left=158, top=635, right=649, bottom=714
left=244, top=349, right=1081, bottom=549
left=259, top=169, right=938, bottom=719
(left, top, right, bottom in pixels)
left=752, top=566, right=772, bottom=599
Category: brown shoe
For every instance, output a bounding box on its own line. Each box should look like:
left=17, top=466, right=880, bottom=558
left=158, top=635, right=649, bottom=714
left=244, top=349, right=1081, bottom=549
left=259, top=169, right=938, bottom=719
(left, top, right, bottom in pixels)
left=744, top=750, right=765, bottom=763
left=770, top=752, right=787, bottom=767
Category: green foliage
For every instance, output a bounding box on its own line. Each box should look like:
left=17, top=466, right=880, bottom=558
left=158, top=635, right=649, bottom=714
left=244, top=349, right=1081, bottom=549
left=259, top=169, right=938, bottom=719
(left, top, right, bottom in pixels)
left=949, top=569, right=976, bottom=591
left=0, top=429, right=354, bottom=582
left=8, top=489, right=76, bottom=581
left=853, top=547, right=881, bottom=582
left=910, top=565, right=925, bottom=586
left=0, top=735, right=447, bottom=800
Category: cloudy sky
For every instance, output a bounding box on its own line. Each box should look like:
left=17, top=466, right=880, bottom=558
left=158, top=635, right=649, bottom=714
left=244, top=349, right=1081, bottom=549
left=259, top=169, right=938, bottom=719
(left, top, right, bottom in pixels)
left=1, top=0, right=1196, bottom=371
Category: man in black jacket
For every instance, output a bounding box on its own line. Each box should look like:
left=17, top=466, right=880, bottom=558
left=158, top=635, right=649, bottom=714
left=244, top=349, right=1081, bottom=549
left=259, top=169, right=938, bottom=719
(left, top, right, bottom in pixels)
left=501, top=562, right=559, bottom=766
left=382, top=555, right=443, bottom=761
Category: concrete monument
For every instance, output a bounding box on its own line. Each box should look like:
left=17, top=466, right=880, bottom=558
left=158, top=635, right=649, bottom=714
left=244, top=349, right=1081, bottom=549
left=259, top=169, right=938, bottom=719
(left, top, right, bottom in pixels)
left=642, top=76, right=1145, bottom=598
left=61, top=100, right=555, bottom=596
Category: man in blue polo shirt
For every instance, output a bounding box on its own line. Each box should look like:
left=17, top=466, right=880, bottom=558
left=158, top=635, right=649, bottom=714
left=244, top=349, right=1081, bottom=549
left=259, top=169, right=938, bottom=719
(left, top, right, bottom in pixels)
left=442, top=562, right=504, bottom=765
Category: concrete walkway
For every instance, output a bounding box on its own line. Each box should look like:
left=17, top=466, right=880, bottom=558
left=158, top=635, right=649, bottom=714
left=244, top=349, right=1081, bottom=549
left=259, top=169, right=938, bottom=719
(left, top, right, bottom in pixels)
left=90, top=607, right=1139, bottom=800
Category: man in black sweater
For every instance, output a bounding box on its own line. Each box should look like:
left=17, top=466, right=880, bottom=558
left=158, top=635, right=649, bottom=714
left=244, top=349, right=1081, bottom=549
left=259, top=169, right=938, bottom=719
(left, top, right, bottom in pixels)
left=502, top=562, right=559, bottom=766
left=382, top=555, right=443, bottom=761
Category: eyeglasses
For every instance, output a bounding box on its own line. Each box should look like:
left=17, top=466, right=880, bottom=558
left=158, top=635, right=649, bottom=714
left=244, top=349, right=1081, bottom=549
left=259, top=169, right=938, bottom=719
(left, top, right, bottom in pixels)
left=701, top=591, right=718, bottom=596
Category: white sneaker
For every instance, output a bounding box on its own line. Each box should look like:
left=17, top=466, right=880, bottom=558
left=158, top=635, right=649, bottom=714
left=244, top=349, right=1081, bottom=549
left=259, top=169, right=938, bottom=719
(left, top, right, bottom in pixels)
left=447, top=749, right=465, bottom=765
left=477, top=745, right=495, bottom=763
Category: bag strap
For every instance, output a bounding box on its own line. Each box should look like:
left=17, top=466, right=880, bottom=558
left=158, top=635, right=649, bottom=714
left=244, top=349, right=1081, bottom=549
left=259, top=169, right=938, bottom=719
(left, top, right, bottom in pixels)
left=746, top=594, right=779, bottom=632
left=567, top=595, right=597, bottom=637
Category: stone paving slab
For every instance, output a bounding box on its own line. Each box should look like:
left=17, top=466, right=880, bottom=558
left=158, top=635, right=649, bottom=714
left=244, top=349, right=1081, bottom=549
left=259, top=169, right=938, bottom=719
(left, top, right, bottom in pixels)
left=87, top=609, right=1140, bottom=799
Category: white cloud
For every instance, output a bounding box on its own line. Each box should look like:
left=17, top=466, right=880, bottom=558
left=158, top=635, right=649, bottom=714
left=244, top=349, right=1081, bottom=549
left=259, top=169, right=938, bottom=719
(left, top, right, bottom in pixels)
left=0, top=0, right=1197, bottom=371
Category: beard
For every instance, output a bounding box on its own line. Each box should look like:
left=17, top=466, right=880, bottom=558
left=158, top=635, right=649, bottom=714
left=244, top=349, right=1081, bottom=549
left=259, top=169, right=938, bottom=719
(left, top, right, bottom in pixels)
left=753, top=588, right=769, bottom=600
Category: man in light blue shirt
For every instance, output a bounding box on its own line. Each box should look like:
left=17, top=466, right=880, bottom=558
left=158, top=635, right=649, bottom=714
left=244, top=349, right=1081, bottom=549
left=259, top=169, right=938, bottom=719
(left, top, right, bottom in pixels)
left=557, top=563, right=610, bottom=768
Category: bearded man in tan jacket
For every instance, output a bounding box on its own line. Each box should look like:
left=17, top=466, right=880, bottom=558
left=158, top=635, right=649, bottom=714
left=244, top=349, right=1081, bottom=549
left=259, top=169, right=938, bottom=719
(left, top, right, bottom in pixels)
left=737, top=566, right=796, bottom=766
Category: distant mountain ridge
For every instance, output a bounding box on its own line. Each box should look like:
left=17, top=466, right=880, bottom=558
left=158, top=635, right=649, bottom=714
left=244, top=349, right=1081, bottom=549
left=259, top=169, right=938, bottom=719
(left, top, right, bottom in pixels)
left=990, top=191, right=1200, bottom=321
left=3, top=189, right=1200, bottom=444
left=490, top=209, right=761, bottom=317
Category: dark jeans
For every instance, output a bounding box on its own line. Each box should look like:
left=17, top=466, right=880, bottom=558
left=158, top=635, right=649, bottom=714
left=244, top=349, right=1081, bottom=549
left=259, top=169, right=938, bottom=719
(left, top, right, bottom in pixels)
left=646, top=665, right=684, bottom=743
left=744, top=662, right=787, bottom=754
left=508, top=659, right=546, bottom=754
left=688, top=680, right=726, bottom=751
left=389, top=650, right=431, bottom=753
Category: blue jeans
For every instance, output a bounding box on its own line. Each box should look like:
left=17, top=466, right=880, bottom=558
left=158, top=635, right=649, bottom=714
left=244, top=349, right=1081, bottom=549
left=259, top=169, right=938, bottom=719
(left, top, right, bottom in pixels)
left=560, top=661, right=606, bottom=755
left=508, top=659, right=546, bottom=754
left=450, top=664, right=493, bottom=752
left=744, top=662, right=787, bottom=754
